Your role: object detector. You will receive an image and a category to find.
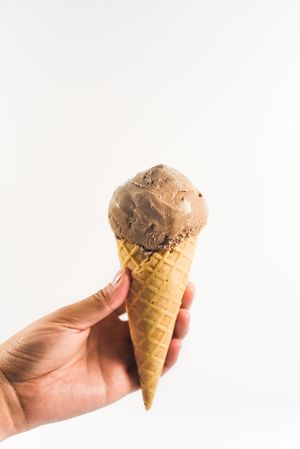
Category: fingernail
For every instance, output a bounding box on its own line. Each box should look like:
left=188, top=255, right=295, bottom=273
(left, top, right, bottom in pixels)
left=111, top=269, right=123, bottom=286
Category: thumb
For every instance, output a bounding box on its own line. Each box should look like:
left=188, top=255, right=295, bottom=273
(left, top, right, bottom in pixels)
left=51, top=268, right=130, bottom=329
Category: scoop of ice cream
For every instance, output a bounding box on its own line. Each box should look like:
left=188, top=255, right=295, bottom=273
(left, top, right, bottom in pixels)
left=108, top=164, right=208, bottom=251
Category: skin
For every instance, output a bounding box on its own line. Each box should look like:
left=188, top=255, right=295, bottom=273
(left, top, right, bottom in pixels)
left=0, top=269, right=195, bottom=441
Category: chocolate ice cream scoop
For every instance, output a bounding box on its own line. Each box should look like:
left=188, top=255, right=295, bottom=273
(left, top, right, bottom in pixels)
left=108, top=164, right=208, bottom=251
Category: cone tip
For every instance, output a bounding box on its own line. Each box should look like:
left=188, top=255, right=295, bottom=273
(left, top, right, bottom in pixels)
left=144, top=401, right=152, bottom=411
left=142, top=389, right=154, bottom=411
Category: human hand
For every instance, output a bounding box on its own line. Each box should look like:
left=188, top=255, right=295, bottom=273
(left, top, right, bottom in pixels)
left=0, top=269, right=195, bottom=440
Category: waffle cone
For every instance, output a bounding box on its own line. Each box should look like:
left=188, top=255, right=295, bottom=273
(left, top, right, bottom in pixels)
left=116, top=235, right=197, bottom=410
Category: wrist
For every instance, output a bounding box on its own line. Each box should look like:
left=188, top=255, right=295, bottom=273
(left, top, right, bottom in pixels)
left=0, top=369, right=26, bottom=441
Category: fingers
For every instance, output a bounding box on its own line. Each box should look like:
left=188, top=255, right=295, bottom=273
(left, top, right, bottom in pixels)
left=163, top=310, right=190, bottom=373
left=173, top=309, right=190, bottom=339
left=162, top=308, right=190, bottom=374
left=162, top=339, right=182, bottom=373
left=115, top=303, right=127, bottom=317
left=173, top=282, right=194, bottom=338
left=162, top=282, right=195, bottom=374
left=49, top=269, right=131, bottom=329
left=181, top=282, right=195, bottom=309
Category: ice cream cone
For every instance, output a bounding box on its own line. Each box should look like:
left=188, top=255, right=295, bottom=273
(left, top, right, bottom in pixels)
left=116, top=235, right=197, bottom=410
left=108, top=164, right=208, bottom=409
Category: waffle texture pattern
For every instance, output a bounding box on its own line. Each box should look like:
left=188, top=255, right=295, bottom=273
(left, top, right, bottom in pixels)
left=116, top=236, right=197, bottom=410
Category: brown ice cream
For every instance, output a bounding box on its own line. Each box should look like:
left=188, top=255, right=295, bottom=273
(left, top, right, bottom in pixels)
left=108, top=164, right=208, bottom=251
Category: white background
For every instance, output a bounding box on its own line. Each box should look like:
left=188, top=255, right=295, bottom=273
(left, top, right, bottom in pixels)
left=1, top=1, right=300, bottom=448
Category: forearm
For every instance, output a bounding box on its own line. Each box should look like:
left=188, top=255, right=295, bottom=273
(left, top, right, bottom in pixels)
left=0, top=369, right=26, bottom=441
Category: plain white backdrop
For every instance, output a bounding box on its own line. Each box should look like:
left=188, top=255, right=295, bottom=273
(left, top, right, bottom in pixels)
left=1, top=1, right=300, bottom=448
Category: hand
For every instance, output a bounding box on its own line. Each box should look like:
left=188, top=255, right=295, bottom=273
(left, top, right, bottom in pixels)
left=0, top=269, right=195, bottom=439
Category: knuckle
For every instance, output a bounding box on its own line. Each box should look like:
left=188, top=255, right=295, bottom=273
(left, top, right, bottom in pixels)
left=93, top=288, right=112, bottom=312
